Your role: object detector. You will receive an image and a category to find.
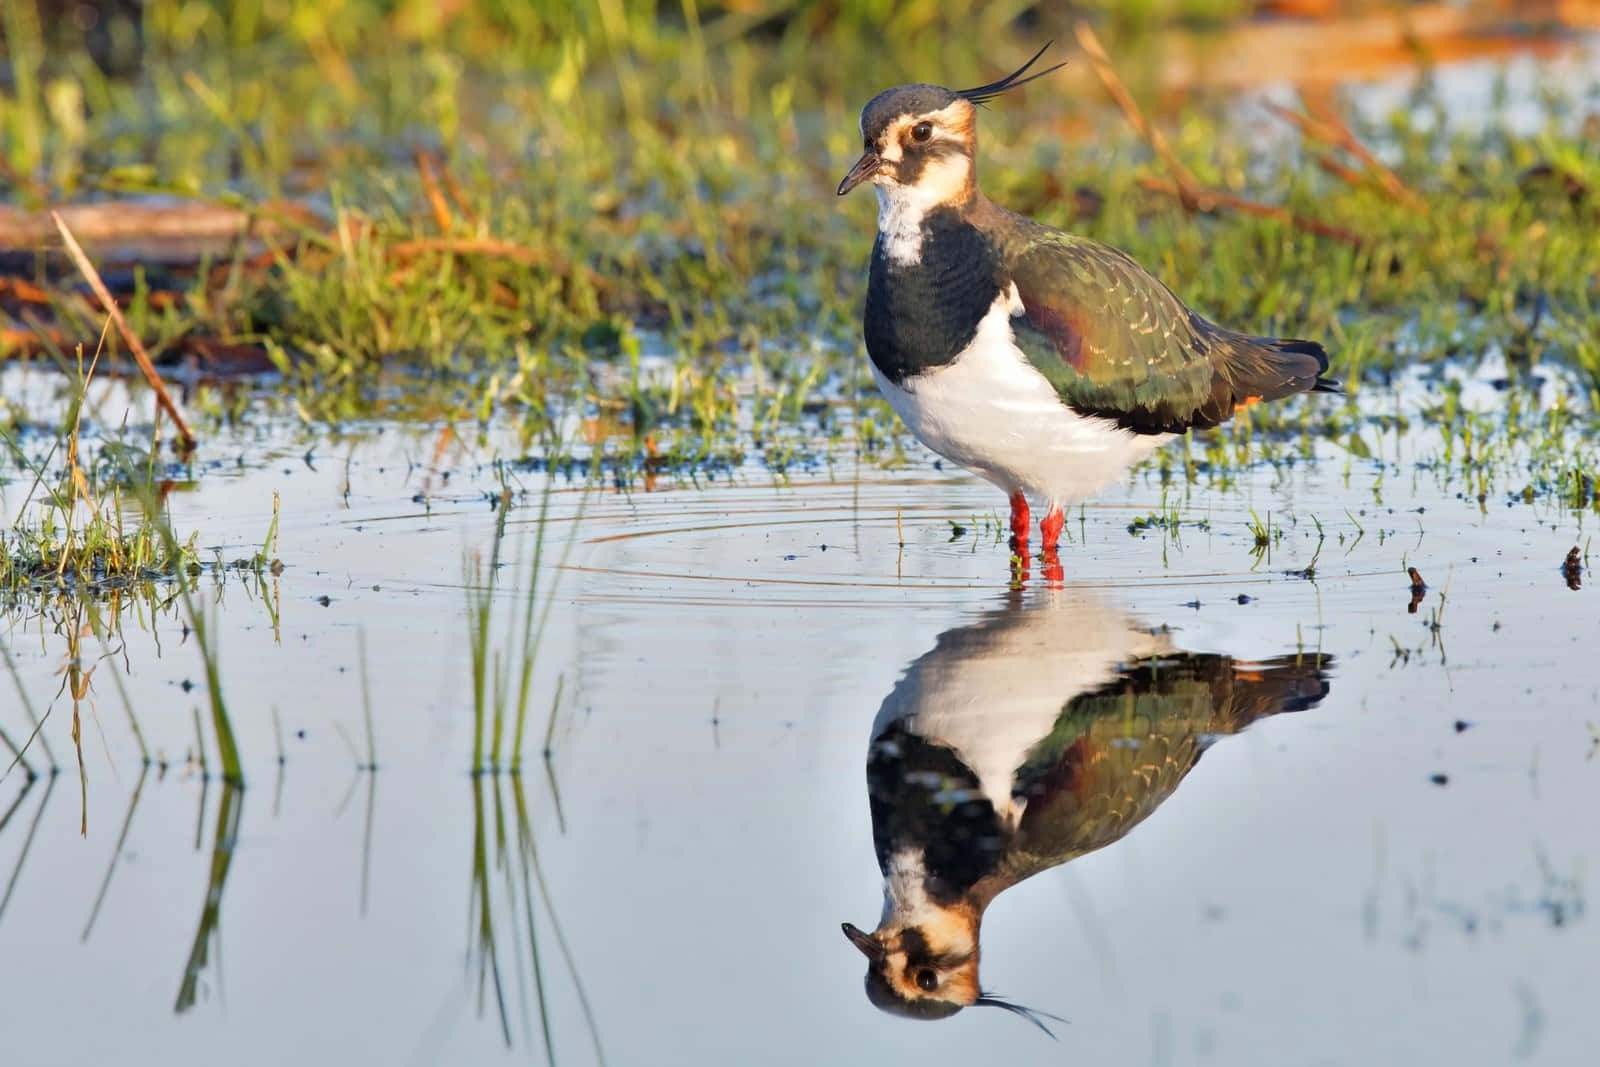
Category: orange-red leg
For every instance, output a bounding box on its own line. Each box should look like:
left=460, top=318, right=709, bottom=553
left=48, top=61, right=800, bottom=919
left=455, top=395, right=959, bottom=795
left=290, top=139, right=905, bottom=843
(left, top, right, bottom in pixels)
left=1040, top=504, right=1065, bottom=552
left=1039, top=504, right=1065, bottom=585
left=1008, top=491, right=1030, bottom=553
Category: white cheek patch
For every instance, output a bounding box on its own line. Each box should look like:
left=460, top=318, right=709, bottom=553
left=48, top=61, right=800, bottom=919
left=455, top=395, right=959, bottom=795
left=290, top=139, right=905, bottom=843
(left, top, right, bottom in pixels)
left=915, top=152, right=971, bottom=203
left=874, top=152, right=974, bottom=267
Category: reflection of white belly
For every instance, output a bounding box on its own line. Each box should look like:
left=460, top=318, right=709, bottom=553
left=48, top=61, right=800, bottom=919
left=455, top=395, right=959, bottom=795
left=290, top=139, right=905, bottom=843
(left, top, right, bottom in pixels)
left=872, top=291, right=1171, bottom=504
left=871, top=587, right=1174, bottom=830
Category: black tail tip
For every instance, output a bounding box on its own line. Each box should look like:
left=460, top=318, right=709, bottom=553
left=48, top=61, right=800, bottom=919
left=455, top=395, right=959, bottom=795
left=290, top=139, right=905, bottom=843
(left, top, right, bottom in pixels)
left=1272, top=337, right=1340, bottom=393
left=1272, top=337, right=1329, bottom=369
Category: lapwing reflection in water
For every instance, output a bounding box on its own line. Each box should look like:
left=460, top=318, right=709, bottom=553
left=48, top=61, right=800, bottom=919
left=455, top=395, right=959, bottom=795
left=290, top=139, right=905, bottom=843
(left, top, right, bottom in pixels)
left=842, top=588, right=1333, bottom=1034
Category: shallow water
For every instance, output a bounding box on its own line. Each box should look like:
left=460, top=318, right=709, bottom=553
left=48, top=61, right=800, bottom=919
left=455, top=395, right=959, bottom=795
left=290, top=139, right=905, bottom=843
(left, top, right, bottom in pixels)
left=1, top=354, right=1596, bottom=1065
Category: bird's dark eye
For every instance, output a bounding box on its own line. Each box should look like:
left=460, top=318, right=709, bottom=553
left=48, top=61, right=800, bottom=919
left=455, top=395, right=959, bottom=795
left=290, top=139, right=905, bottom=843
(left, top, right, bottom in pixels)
left=915, top=969, right=938, bottom=992
left=912, top=122, right=933, bottom=142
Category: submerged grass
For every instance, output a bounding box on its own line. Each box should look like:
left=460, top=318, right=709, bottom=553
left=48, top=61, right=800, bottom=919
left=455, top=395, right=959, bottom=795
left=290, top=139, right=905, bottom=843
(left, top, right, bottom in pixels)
left=0, top=347, right=200, bottom=596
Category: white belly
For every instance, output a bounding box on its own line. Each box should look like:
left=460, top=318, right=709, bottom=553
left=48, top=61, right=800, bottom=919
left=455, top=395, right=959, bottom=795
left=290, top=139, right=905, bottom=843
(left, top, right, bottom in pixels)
left=872, top=290, right=1172, bottom=506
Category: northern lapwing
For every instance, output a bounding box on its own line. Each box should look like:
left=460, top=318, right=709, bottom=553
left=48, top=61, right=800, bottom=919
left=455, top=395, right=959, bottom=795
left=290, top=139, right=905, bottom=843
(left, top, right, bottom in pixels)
left=838, top=45, right=1338, bottom=561
left=842, top=589, right=1334, bottom=1031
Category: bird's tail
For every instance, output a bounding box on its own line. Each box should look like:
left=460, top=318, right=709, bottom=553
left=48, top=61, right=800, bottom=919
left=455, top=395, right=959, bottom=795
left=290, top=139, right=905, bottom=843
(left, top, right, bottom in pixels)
left=1216, top=335, right=1340, bottom=420
left=1269, top=337, right=1341, bottom=393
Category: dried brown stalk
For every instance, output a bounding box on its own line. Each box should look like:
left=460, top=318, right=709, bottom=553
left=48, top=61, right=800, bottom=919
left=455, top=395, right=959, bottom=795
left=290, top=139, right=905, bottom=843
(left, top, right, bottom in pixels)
left=414, top=149, right=456, bottom=233
left=1301, top=89, right=1423, bottom=209
left=50, top=212, right=196, bottom=450
left=1136, top=177, right=1366, bottom=247
left=1074, top=21, right=1204, bottom=212
left=1076, top=19, right=1368, bottom=246
left=1265, top=98, right=1425, bottom=209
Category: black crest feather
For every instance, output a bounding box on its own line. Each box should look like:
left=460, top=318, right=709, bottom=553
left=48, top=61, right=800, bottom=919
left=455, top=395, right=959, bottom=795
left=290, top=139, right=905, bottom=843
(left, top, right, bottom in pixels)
left=975, top=993, right=1067, bottom=1038
left=957, top=42, right=1065, bottom=106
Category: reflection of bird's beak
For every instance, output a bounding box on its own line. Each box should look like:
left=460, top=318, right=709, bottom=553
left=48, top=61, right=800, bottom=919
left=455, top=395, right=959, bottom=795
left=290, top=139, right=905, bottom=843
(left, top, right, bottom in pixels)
left=837, top=151, right=881, bottom=196
left=841, top=921, right=885, bottom=960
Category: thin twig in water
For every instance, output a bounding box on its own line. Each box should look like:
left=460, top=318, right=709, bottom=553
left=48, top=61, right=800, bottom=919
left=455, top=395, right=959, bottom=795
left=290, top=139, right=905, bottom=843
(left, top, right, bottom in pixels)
left=49, top=212, right=196, bottom=450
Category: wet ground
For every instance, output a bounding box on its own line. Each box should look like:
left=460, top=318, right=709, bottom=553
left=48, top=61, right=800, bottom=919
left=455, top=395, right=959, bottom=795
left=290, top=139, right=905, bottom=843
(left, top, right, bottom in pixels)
left=1, top=353, right=1595, bottom=1065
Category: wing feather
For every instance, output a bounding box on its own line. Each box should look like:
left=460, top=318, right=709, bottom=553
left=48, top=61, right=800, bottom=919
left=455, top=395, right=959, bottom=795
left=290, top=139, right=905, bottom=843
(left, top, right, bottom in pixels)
left=996, top=217, right=1334, bottom=434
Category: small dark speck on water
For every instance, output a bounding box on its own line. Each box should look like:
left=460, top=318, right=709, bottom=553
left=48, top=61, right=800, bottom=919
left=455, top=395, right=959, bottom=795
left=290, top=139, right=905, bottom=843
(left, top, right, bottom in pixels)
left=296, top=729, right=306, bottom=740
left=180, top=679, right=193, bottom=693
left=1183, top=600, right=1202, bottom=610
left=1431, top=773, right=1450, bottom=786
left=1454, top=720, right=1471, bottom=733
left=783, top=554, right=798, bottom=561
left=820, top=545, right=827, bottom=552
left=1236, top=594, right=1252, bottom=604
left=317, top=595, right=332, bottom=607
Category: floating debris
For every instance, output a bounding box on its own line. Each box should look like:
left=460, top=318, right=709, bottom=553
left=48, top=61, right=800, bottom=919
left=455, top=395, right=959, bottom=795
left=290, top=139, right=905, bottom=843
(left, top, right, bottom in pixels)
left=1408, top=567, right=1427, bottom=614
left=1562, top=547, right=1582, bottom=591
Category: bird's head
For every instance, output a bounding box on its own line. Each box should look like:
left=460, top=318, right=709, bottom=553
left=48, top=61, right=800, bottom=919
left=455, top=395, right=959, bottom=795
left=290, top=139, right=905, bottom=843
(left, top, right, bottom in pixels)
left=841, top=914, right=1064, bottom=1035
left=842, top=915, right=981, bottom=1020
left=836, top=43, right=1064, bottom=210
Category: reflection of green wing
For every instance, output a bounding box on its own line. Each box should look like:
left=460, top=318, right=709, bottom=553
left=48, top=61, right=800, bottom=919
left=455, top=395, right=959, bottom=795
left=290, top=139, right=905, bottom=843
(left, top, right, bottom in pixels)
left=996, top=215, right=1334, bottom=434
left=986, top=653, right=1331, bottom=890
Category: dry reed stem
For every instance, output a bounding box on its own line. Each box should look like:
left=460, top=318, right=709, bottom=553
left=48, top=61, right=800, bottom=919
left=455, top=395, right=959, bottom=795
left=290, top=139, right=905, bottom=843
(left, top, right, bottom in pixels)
left=50, top=211, right=197, bottom=450
left=1265, top=99, right=1426, bottom=209
left=1076, top=20, right=1368, bottom=247
left=414, top=149, right=455, bottom=233
left=1074, top=21, right=1204, bottom=212
left=1136, top=177, right=1367, bottom=247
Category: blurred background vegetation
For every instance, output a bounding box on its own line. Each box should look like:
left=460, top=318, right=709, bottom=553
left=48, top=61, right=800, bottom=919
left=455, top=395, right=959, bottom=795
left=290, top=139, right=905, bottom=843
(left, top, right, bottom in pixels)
left=1, top=1, right=1597, bottom=434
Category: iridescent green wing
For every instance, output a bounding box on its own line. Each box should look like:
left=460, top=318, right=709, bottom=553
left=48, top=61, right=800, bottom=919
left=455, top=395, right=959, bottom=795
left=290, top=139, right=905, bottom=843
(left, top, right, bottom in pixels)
left=981, top=653, right=1332, bottom=892
left=1000, top=224, right=1331, bottom=433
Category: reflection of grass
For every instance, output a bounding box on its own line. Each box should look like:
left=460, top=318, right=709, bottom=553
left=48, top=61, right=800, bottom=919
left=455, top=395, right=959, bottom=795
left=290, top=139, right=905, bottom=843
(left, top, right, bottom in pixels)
left=464, top=471, right=600, bottom=1058
left=466, top=475, right=583, bottom=776
left=175, top=781, right=244, bottom=1013
left=81, top=762, right=149, bottom=941
left=0, top=770, right=55, bottom=926
left=469, top=770, right=605, bottom=1062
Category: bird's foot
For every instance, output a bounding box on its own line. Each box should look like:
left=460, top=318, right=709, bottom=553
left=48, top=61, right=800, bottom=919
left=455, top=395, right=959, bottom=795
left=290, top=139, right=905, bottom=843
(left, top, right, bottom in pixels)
left=1008, top=491, right=1030, bottom=555
left=1040, top=504, right=1065, bottom=553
